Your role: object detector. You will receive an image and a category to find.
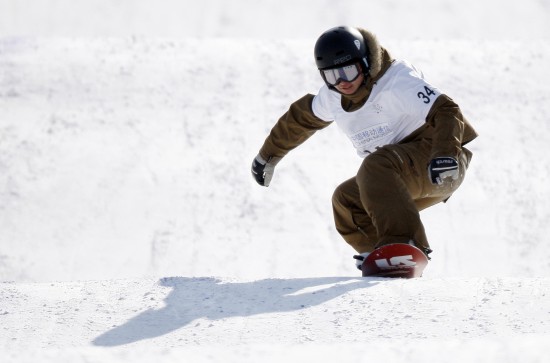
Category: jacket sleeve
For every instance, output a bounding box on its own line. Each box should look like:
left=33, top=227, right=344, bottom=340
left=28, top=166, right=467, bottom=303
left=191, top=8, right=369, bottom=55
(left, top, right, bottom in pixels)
left=258, top=94, right=332, bottom=163
left=425, top=94, right=478, bottom=160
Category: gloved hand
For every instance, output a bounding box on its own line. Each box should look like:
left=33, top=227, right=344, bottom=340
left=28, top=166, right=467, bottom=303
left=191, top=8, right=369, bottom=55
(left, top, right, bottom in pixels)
left=428, top=157, right=459, bottom=185
left=251, top=154, right=276, bottom=187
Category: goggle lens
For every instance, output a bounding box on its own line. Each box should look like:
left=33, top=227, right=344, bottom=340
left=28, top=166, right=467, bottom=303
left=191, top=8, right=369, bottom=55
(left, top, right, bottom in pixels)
left=322, top=64, right=360, bottom=85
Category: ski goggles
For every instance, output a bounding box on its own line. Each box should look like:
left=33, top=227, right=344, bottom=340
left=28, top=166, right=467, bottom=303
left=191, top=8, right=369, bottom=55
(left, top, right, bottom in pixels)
left=321, top=63, right=361, bottom=86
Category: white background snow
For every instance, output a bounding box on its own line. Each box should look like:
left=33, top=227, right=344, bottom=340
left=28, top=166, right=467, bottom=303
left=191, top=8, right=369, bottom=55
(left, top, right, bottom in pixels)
left=1, top=0, right=549, bottom=361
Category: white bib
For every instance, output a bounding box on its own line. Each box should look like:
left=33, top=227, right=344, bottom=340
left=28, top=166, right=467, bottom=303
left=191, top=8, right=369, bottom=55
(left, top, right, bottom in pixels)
left=312, top=60, right=441, bottom=157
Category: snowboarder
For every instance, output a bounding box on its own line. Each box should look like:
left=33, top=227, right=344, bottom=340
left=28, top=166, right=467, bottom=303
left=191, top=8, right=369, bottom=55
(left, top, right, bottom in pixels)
left=251, top=26, right=478, bottom=269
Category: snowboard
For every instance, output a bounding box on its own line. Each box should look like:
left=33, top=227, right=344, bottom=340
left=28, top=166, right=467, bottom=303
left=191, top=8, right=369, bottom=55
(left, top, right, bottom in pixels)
left=361, top=243, right=429, bottom=278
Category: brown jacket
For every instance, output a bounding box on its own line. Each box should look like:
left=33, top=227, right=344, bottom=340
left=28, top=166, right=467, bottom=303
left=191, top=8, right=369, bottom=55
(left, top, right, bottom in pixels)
left=259, top=28, right=478, bottom=164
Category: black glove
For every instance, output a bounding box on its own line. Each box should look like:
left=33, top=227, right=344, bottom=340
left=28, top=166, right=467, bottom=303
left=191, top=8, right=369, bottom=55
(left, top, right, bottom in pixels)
left=428, top=157, right=459, bottom=185
left=251, top=154, right=276, bottom=187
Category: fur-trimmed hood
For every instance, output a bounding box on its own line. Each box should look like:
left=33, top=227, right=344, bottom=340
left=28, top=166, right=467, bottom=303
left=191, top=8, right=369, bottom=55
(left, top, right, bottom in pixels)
left=357, top=27, right=392, bottom=80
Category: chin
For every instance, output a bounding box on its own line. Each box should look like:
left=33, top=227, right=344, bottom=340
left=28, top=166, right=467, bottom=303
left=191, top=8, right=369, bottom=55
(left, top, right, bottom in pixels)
left=339, top=88, right=355, bottom=95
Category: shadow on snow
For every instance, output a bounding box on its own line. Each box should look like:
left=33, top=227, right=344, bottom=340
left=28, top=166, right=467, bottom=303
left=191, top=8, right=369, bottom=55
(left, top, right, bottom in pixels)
left=92, top=276, right=377, bottom=346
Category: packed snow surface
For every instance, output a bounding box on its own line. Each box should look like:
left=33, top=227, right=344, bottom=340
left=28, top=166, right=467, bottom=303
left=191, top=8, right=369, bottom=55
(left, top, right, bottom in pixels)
left=1, top=0, right=550, bottom=362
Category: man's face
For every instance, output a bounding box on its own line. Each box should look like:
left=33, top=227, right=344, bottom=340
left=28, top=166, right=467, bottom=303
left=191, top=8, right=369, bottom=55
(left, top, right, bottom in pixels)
left=334, top=73, right=364, bottom=95
left=321, top=63, right=364, bottom=95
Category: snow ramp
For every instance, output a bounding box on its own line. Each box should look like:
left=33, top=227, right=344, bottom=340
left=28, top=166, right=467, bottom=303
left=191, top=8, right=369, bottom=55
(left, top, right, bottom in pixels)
left=1, top=276, right=549, bottom=362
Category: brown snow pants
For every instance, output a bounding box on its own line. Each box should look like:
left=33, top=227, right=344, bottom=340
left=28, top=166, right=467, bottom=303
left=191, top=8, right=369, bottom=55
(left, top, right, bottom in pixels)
left=332, top=139, right=472, bottom=253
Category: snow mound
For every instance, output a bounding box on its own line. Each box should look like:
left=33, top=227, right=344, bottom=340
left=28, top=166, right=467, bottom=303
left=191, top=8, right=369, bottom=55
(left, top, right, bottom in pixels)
left=2, top=276, right=549, bottom=362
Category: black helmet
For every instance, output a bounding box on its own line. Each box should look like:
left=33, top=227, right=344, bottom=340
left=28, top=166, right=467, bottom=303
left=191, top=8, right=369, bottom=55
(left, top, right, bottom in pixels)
left=314, top=26, right=370, bottom=75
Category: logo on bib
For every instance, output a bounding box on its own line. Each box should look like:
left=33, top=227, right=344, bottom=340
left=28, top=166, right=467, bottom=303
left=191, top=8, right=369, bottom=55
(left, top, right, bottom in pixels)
left=349, top=123, right=393, bottom=150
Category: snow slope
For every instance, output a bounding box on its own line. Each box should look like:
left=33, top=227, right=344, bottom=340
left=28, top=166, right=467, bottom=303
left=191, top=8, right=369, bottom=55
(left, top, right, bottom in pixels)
left=1, top=0, right=550, bottom=362
left=3, top=277, right=550, bottom=362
